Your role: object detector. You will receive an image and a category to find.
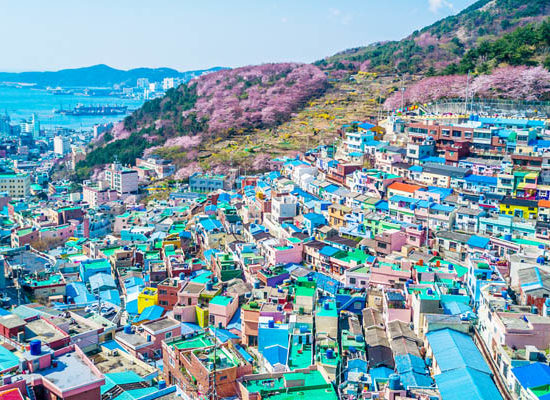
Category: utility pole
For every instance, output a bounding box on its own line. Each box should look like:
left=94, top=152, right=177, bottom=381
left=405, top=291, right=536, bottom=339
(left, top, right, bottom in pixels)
left=464, top=70, right=470, bottom=114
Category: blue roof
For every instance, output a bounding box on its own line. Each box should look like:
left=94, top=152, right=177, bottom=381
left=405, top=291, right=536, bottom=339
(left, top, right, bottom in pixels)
left=263, top=344, right=288, bottom=366
left=421, top=156, right=446, bottom=164
left=181, top=323, right=202, bottom=336
left=464, top=175, right=498, bottom=186
left=320, top=245, right=341, bottom=257
left=426, top=329, right=491, bottom=375
left=303, top=212, right=326, bottom=225
left=324, top=184, right=340, bottom=194
left=89, top=273, right=116, bottom=291
left=102, top=340, right=127, bottom=353
left=126, top=299, right=138, bottom=316
left=100, top=289, right=121, bottom=307
left=376, top=201, right=389, bottom=211
left=313, top=272, right=340, bottom=295
left=199, top=218, right=223, bottom=232
left=442, top=301, right=473, bottom=316
left=409, top=165, right=423, bottom=172
left=512, top=362, right=550, bottom=389
left=135, top=305, right=164, bottom=323
left=390, top=195, right=419, bottom=204
left=236, top=344, right=254, bottom=363
left=358, top=122, right=376, bottom=130
left=467, top=235, right=490, bottom=249
left=66, top=282, right=95, bottom=304
left=431, top=204, right=455, bottom=213
left=435, top=367, right=502, bottom=400
left=0, top=344, right=21, bottom=372
left=210, top=327, right=239, bottom=343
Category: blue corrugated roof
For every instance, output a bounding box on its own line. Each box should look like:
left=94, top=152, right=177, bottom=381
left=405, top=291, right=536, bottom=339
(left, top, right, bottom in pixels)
left=442, top=301, right=473, bottom=316
left=512, top=362, right=550, bottom=389
left=435, top=367, right=502, bottom=400
left=320, top=245, right=340, bottom=257
left=467, top=235, right=490, bottom=249
left=426, top=329, right=491, bottom=375
left=409, top=165, right=423, bottom=172
left=376, top=201, right=389, bottom=211
left=464, top=175, right=498, bottom=186
left=263, top=344, right=288, bottom=367
left=136, top=305, right=164, bottom=323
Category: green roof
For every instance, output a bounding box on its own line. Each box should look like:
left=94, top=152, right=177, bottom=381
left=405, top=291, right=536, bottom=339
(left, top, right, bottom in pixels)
left=210, top=296, right=232, bottom=307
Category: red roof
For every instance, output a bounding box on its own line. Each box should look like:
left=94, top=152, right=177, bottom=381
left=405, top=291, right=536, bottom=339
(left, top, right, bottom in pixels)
left=388, top=182, right=423, bottom=193
left=0, top=389, right=24, bottom=400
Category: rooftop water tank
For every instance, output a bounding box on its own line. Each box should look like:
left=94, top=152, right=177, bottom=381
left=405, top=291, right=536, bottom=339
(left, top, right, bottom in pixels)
left=158, top=380, right=166, bottom=390
left=30, top=340, right=41, bottom=356
left=268, top=319, right=275, bottom=328
left=124, top=325, right=133, bottom=334
left=388, top=374, right=401, bottom=390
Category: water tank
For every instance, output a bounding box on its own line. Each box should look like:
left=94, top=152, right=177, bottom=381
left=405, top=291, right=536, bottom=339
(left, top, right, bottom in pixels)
left=206, top=282, right=213, bottom=291
left=213, top=277, right=219, bottom=284
left=539, top=244, right=545, bottom=250
left=388, top=374, right=401, bottom=390
left=147, top=335, right=152, bottom=342
left=124, top=325, right=133, bottom=334
left=299, top=326, right=307, bottom=334
left=355, top=335, right=364, bottom=343
left=504, top=234, right=512, bottom=241
left=254, top=281, right=260, bottom=289
left=501, top=290, right=508, bottom=299
left=326, top=348, right=334, bottom=359
left=30, top=340, right=41, bottom=356
left=537, top=256, right=545, bottom=265
left=158, top=380, right=166, bottom=390
left=324, top=302, right=330, bottom=310
left=268, top=319, right=275, bottom=328
left=179, top=273, right=185, bottom=281
left=427, top=289, right=434, bottom=295
left=307, top=275, right=313, bottom=282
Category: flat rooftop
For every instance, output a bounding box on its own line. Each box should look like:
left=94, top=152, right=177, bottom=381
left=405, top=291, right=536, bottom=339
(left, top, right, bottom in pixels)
left=39, top=350, right=103, bottom=391
left=143, top=318, right=179, bottom=333
left=91, top=348, right=154, bottom=378
left=25, top=319, right=67, bottom=344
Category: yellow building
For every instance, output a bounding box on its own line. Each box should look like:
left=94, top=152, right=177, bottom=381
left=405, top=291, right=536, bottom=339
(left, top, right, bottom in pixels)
left=195, top=306, right=209, bottom=328
left=499, top=198, right=538, bottom=220
left=137, top=287, right=158, bottom=314
left=328, top=204, right=351, bottom=228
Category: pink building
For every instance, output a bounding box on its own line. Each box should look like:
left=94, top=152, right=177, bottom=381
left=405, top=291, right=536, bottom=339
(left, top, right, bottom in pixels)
left=209, top=295, right=238, bottom=328
left=264, top=241, right=303, bottom=266
left=116, top=317, right=181, bottom=360
left=375, top=230, right=407, bottom=255
left=82, top=181, right=117, bottom=208
left=369, top=260, right=412, bottom=287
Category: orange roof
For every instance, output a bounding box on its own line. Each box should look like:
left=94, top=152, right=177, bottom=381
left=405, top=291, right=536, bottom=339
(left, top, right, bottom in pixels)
left=388, top=182, right=423, bottom=193
left=539, top=200, right=550, bottom=208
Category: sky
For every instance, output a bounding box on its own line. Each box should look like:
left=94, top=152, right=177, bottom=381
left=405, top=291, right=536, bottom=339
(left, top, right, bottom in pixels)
left=1, top=0, right=478, bottom=72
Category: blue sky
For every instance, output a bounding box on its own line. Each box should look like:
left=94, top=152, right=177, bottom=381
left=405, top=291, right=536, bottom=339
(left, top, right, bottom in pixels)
left=1, top=0, right=477, bottom=72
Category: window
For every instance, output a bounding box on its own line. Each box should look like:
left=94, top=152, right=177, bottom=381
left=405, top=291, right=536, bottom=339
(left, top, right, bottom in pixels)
left=350, top=277, right=356, bottom=284
left=165, top=331, right=172, bottom=339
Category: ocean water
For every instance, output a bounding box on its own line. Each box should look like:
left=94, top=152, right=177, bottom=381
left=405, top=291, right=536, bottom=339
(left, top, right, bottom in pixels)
left=0, top=86, right=145, bottom=131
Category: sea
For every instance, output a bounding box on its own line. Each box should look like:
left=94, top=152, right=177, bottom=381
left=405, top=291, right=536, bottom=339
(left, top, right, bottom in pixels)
left=0, top=85, right=145, bottom=131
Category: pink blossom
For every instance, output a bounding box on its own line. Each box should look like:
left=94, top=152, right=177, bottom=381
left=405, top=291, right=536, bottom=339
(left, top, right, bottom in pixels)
left=174, top=163, right=202, bottom=179
left=164, top=135, right=202, bottom=149
left=112, top=121, right=131, bottom=140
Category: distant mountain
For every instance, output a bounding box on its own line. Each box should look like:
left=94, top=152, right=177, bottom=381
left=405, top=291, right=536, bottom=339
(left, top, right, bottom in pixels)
left=0, top=64, right=227, bottom=88
left=317, top=0, right=550, bottom=74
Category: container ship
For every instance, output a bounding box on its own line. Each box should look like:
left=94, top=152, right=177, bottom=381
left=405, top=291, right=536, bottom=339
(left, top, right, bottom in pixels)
left=54, top=104, right=128, bottom=116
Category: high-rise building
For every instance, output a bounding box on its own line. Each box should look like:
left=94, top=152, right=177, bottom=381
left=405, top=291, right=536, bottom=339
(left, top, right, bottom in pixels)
left=104, top=161, right=138, bottom=196
left=0, top=173, right=30, bottom=198
left=53, top=135, right=70, bottom=156
left=136, top=78, right=150, bottom=88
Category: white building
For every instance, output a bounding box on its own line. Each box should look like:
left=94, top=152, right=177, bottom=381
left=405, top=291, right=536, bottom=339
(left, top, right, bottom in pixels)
left=0, top=173, right=30, bottom=198
left=104, top=161, right=139, bottom=196
left=53, top=135, right=70, bottom=156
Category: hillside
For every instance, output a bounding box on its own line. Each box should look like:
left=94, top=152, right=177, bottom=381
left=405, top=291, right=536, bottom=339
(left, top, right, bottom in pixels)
left=75, top=63, right=329, bottom=178
left=0, top=64, right=226, bottom=88
left=74, top=0, right=550, bottom=182
left=318, top=0, right=550, bottom=74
